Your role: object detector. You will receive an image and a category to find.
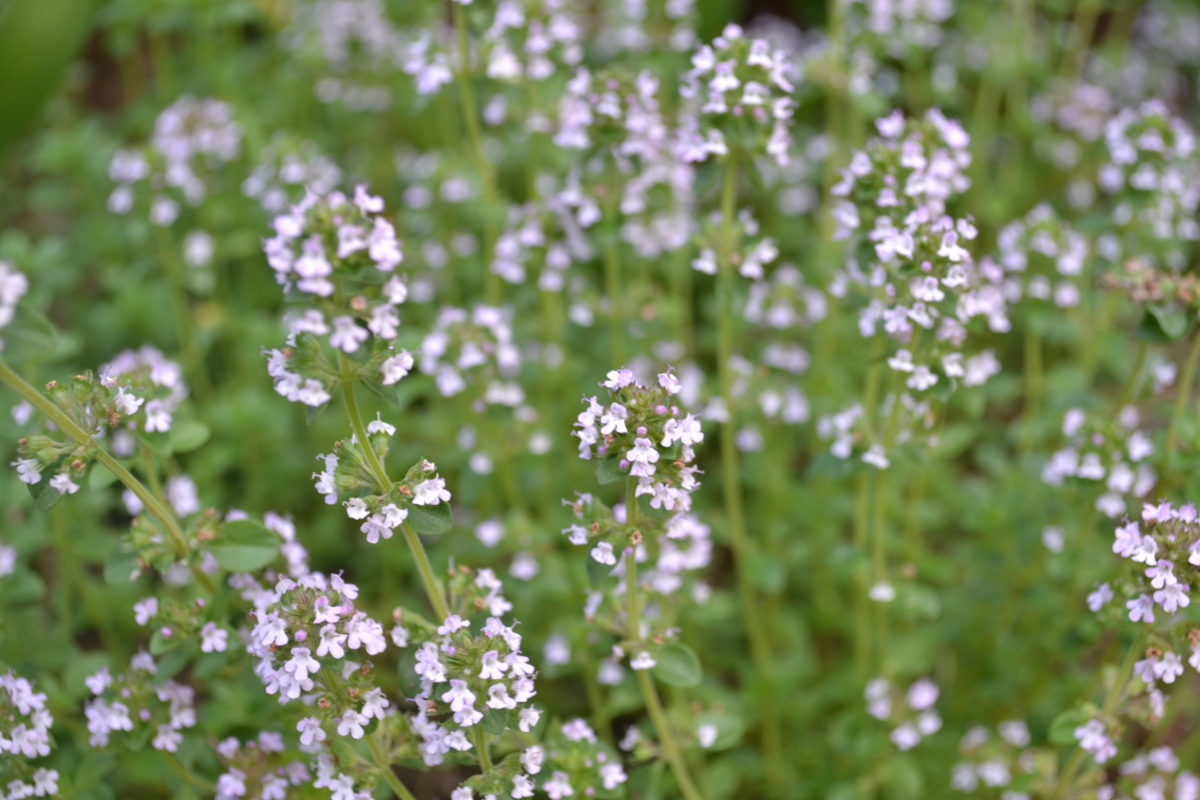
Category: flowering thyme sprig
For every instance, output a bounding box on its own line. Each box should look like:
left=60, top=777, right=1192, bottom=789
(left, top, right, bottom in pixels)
left=0, top=672, right=58, bottom=798
left=676, top=23, right=796, bottom=166
left=263, top=185, right=410, bottom=407
left=83, top=653, right=197, bottom=753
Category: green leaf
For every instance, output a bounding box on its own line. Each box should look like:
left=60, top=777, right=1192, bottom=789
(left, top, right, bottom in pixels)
left=168, top=420, right=210, bottom=453
left=210, top=519, right=280, bottom=573
left=595, top=456, right=625, bottom=485
left=149, top=629, right=180, bottom=656
left=305, top=401, right=329, bottom=425
left=154, top=647, right=191, bottom=684
left=26, top=475, right=63, bottom=511
left=137, top=430, right=172, bottom=458
left=1049, top=708, right=1089, bottom=746
left=652, top=641, right=702, bottom=688
left=3, top=570, right=45, bottom=604
left=88, top=464, right=119, bottom=490
left=694, top=710, right=745, bottom=751
left=1139, top=304, right=1190, bottom=343
left=586, top=550, right=617, bottom=586
left=407, top=503, right=452, bottom=536
left=482, top=709, right=511, bottom=735
left=881, top=754, right=924, bottom=798
left=103, top=545, right=141, bottom=584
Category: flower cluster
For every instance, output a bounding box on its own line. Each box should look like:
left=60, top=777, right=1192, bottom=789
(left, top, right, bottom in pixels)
left=1105, top=747, right=1200, bottom=800
left=830, top=111, right=1005, bottom=402
left=995, top=204, right=1089, bottom=310
left=831, top=109, right=971, bottom=238
left=843, top=0, right=955, bottom=57
left=315, top=430, right=452, bottom=545
left=131, top=593, right=231, bottom=654
left=410, top=609, right=541, bottom=767
left=419, top=305, right=520, bottom=404
left=478, top=0, right=584, bottom=84
left=1073, top=717, right=1118, bottom=766
left=490, top=197, right=593, bottom=289
left=594, top=0, right=696, bottom=56
left=864, top=676, right=942, bottom=751
left=692, top=208, right=780, bottom=281
left=676, top=23, right=796, bottom=166
left=454, top=718, right=628, bottom=800
left=212, top=732, right=310, bottom=800
left=574, top=368, right=703, bottom=511
left=263, top=185, right=409, bottom=406
left=0, top=672, right=58, bottom=799
left=283, top=0, right=402, bottom=111
left=108, top=96, right=242, bottom=224
left=1099, top=502, right=1200, bottom=633
left=949, top=721, right=1040, bottom=795
left=247, top=572, right=390, bottom=743
left=744, top=263, right=829, bottom=330
left=242, top=136, right=343, bottom=213
left=817, top=388, right=944, bottom=469
left=83, top=654, right=197, bottom=752
left=1042, top=407, right=1155, bottom=518
left=1099, top=100, right=1200, bottom=259
left=11, top=348, right=189, bottom=492
left=0, top=261, right=28, bottom=352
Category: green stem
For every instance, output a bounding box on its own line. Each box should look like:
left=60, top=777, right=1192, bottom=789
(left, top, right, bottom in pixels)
left=584, top=665, right=613, bottom=744
left=714, top=155, right=784, bottom=793
left=0, top=360, right=214, bottom=593
left=162, top=751, right=214, bottom=792
left=1020, top=327, right=1043, bottom=452
left=1166, top=327, right=1200, bottom=463
left=852, top=472, right=872, bottom=676
left=1054, top=631, right=1147, bottom=797
left=1115, top=339, right=1149, bottom=410
left=366, top=733, right=419, bottom=800
left=623, top=500, right=706, bottom=800
left=471, top=726, right=494, bottom=771
left=451, top=2, right=501, bottom=305
left=156, top=226, right=211, bottom=404
left=401, top=522, right=451, bottom=621
left=604, top=218, right=625, bottom=365
left=1058, top=0, right=1101, bottom=87
left=339, top=358, right=452, bottom=622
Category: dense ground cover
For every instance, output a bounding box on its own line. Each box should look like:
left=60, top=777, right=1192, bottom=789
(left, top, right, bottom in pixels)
left=1, top=0, right=1199, bottom=798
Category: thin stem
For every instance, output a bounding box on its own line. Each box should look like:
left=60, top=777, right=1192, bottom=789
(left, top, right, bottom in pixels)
left=584, top=666, right=613, bottom=744
left=623, top=496, right=706, bottom=800
left=1166, top=326, right=1200, bottom=463
left=471, top=726, right=494, bottom=771
left=1115, top=339, right=1149, bottom=410
left=162, top=751, right=214, bottom=792
left=714, top=154, right=783, bottom=792
left=604, top=216, right=625, bottom=365
left=339, top=358, right=391, bottom=490
left=1054, top=631, right=1147, bottom=797
left=1058, top=0, right=1101, bottom=88
left=451, top=2, right=501, bottom=304
left=0, top=360, right=214, bottom=593
left=366, top=733, right=419, bottom=800
left=851, top=472, right=872, bottom=676
left=401, top=522, right=451, bottom=622
left=1020, top=327, right=1043, bottom=452
left=339, top=358, right=452, bottom=621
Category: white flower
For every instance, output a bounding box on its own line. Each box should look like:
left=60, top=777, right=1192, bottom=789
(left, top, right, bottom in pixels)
left=630, top=651, right=656, bottom=670
left=381, top=351, right=415, bottom=385
left=590, top=541, right=617, bottom=566
left=200, top=622, right=228, bottom=653
left=298, top=716, right=326, bottom=746
left=413, top=477, right=451, bottom=505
